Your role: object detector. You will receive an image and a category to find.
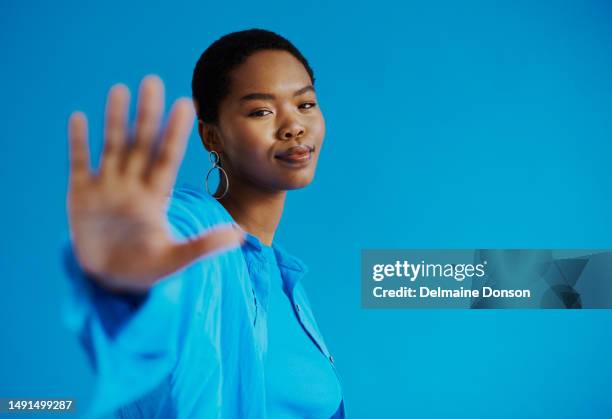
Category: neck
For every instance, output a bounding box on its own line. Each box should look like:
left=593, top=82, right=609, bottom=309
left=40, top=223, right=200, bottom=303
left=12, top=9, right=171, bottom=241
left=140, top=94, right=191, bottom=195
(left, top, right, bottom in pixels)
left=217, top=175, right=286, bottom=247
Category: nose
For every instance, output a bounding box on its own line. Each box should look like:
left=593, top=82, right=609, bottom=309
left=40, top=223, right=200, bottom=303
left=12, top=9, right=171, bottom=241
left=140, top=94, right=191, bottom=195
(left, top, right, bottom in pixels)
left=278, top=121, right=305, bottom=140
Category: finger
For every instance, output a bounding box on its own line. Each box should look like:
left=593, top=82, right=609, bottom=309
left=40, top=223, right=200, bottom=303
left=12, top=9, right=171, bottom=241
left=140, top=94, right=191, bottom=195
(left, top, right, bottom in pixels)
left=125, top=75, right=164, bottom=177
left=68, top=111, right=92, bottom=187
left=148, top=98, right=195, bottom=195
left=100, top=84, right=130, bottom=178
left=165, top=224, right=245, bottom=273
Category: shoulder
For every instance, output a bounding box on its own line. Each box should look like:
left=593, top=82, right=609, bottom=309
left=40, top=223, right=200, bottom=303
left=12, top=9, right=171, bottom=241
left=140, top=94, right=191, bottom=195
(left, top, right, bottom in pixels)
left=165, top=182, right=235, bottom=239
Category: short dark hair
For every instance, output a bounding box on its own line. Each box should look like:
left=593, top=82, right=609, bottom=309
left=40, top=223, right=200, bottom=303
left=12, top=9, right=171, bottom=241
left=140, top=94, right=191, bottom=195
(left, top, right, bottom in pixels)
left=191, top=28, right=315, bottom=124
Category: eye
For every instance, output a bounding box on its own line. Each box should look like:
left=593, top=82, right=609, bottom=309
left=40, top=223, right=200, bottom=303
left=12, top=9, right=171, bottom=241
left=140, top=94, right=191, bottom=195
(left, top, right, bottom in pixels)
left=249, top=109, right=272, bottom=118
left=299, top=102, right=317, bottom=110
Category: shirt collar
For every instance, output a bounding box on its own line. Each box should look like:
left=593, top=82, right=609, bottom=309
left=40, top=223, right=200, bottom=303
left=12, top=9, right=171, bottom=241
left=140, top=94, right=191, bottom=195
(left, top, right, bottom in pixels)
left=198, top=190, right=310, bottom=292
left=242, top=231, right=309, bottom=293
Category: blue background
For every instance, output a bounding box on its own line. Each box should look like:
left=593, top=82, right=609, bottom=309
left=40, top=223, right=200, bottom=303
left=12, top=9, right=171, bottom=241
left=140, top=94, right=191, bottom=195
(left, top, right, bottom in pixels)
left=2, top=0, right=612, bottom=417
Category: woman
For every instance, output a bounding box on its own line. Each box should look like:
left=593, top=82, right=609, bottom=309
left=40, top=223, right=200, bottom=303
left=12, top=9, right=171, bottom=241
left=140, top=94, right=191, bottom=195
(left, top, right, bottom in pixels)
left=64, top=29, right=345, bottom=418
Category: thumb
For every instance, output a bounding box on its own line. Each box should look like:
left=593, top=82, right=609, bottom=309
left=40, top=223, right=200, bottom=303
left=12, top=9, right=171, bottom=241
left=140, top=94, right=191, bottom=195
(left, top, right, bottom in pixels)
left=165, top=223, right=246, bottom=272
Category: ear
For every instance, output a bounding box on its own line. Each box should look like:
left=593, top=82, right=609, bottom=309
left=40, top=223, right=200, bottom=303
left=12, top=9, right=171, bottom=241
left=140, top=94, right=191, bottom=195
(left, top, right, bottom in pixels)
left=193, top=99, right=223, bottom=154
left=198, top=120, right=223, bottom=154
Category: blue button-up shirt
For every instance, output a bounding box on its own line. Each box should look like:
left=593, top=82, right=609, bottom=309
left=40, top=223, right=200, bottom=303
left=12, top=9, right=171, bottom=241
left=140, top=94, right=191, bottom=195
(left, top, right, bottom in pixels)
left=62, top=183, right=346, bottom=418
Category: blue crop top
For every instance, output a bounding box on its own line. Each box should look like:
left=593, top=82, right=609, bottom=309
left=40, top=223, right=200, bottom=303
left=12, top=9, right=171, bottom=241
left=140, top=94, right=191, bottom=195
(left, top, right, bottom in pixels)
left=259, top=244, right=342, bottom=418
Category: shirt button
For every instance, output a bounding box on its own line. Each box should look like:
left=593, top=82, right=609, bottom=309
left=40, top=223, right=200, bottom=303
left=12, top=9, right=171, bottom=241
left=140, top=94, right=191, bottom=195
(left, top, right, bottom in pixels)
left=329, top=355, right=335, bottom=364
left=295, top=303, right=301, bottom=312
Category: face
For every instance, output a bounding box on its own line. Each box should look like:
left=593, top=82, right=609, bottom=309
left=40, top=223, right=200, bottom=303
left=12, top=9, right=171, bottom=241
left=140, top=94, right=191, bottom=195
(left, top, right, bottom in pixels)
left=205, top=49, right=325, bottom=192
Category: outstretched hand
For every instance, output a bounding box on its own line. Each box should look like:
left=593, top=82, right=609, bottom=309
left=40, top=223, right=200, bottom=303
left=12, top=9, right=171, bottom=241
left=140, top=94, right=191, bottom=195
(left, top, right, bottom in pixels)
left=66, top=75, right=244, bottom=293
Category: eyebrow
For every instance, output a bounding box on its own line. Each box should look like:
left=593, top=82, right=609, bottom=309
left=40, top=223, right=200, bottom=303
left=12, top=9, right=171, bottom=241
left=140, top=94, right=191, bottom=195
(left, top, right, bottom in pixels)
left=239, top=85, right=315, bottom=102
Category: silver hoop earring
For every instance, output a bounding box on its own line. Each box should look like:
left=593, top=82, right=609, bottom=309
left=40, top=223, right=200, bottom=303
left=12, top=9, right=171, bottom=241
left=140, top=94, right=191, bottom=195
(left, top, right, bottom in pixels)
left=205, top=150, right=229, bottom=200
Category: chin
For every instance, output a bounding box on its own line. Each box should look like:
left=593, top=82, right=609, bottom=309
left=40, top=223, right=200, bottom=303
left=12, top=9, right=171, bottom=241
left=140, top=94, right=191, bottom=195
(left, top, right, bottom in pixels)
left=277, top=174, right=316, bottom=191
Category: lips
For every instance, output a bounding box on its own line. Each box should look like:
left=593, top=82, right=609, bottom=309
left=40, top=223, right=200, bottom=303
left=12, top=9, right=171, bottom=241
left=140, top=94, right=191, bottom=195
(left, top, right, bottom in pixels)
left=275, top=144, right=314, bottom=161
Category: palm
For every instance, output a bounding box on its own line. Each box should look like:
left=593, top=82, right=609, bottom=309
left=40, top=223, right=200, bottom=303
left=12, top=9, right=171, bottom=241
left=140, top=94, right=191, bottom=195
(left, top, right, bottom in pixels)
left=67, top=75, right=244, bottom=293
